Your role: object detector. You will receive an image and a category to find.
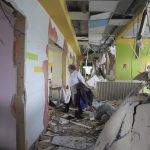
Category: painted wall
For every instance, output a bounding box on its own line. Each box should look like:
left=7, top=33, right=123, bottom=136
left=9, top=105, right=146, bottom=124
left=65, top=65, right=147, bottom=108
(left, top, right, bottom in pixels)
left=8, top=0, right=76, bottom=148
left=0, top=6, right=16, bottom=150
left=116, top=39, right=150, bottom=80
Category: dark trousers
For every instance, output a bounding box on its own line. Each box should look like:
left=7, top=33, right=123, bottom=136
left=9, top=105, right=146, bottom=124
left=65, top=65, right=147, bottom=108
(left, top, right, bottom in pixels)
left=64, top=94, right=82, bottom=116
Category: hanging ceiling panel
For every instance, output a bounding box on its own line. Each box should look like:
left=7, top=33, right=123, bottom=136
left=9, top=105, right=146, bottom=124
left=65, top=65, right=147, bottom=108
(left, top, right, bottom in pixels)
left=109, top=19, right=130, bottom=26
left=69, top=12, right=89, bottom=20
left=89, top=1, right=119, bottom=12
left=89, top=26, right=106, bottom=34
left=89, top=19, right=109, bottom=28
left=89, top=33, right=103, bottom=45
left=90, top=12, right=112, bottom=20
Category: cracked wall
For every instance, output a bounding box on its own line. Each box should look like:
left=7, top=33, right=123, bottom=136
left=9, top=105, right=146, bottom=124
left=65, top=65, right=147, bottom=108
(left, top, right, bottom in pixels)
left=94, top=95, right=150, bottom=150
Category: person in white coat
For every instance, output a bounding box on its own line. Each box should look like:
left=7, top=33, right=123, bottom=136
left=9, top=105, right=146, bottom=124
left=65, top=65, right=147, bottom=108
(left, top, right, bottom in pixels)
left=68, top=64, right=93, bottom=118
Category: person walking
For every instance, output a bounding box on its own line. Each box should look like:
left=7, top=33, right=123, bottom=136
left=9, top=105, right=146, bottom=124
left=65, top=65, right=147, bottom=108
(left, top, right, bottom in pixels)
left=68, top=64, right=93, bottom=118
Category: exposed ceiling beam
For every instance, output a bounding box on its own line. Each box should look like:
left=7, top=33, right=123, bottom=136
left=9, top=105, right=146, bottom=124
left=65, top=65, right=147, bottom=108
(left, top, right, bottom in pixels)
left=69, top=12, right=89, bottom=20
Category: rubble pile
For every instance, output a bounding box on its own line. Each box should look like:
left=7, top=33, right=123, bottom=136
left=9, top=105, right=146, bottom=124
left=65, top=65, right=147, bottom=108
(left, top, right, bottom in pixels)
left=33, top=100, right=122, bottom=150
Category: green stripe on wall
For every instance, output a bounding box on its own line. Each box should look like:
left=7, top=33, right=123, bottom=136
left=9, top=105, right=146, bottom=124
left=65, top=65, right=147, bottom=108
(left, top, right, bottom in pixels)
left=26, top=52, right=38, bottom=61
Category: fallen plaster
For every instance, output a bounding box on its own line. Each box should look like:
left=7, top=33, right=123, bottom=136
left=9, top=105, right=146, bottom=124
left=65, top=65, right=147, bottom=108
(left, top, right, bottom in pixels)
left=94, top=94, right=150, bottom=150
left=52, top=136, right=94, bottom=150
left=33, top=98, right=122, bottom=150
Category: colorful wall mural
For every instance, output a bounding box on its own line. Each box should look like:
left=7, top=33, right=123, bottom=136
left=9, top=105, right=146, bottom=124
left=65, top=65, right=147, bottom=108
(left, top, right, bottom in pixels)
left=0, top=6, right=16, bottom=150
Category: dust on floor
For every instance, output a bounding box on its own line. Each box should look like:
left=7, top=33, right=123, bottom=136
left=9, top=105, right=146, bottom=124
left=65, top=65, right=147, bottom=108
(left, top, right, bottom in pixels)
left=33, top=100, right=122, bottom=150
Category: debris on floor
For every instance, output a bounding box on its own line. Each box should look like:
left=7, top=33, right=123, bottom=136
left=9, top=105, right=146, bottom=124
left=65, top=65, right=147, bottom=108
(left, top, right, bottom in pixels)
left=94, top=103, right=116, bottom=124
left=94, top=94, right=150, bottom=150
left=33, top=99, right=122, bottom=150
left=52, top=136, right=94, bottom=149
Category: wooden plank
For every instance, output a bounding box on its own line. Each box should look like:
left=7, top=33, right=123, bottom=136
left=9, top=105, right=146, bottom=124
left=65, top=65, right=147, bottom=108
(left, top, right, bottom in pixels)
left=15, top=12, right=26, bottom=150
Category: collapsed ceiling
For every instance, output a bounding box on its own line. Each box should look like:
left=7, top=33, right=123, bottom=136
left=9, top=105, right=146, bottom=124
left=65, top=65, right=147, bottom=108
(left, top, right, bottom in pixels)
left=65, top=0, right=149, bottom=54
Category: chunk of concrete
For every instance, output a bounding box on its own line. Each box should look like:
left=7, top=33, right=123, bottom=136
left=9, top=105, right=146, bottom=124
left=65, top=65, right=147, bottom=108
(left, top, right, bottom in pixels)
left=94, top=103, right=116, bottom=124
left=59, top=118, right=69, bottom=125
left=52, top=136, right=94, bottom=149
left=94, top=95, right=150, bottom=150
left=94, top=101, right=131, bottom=150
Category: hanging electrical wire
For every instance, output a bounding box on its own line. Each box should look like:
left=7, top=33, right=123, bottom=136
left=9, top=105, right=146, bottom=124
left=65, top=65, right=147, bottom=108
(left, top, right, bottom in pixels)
left=0, top=1, right=25, bottom=35
left=131, top=21, right=136, bottom=80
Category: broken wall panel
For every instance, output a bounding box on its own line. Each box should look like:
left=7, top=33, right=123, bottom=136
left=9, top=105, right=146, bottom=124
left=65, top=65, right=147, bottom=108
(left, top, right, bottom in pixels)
left=89, top=1, right=119, bottom=12
left=94, top=95, right=150, bottom=150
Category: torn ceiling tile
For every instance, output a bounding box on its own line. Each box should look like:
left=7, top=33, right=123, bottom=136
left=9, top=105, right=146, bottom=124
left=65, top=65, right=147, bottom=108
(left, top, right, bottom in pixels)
left=89, top=1, right=119, bottom=12
left=90, top=12, right=112, bottom=20
left=89, top=19, right=109, bottom=28
left=69, top=12, right=89, bottom=21
left=88, top=34, right=103, bottom=45
left=89, top=26, right=106, bottom=34
left=109, top=19, right=130, bottom=26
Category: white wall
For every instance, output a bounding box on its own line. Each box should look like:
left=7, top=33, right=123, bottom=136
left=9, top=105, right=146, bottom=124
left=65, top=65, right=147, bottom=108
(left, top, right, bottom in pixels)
left=8, top=0, right=65, bottom=148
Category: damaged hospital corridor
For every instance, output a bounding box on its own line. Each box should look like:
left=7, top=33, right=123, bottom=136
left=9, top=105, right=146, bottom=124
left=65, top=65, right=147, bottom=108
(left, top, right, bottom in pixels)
left=0, top=0, right=150, bottom=150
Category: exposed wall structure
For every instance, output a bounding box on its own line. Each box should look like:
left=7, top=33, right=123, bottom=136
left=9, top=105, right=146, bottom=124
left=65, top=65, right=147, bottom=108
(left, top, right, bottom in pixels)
left=116, top=39, right=150, bottom=80
left=0, top=4, right=16, bottom=149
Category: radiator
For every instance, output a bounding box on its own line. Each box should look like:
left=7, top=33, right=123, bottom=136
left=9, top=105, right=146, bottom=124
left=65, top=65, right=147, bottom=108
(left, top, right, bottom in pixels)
left=96, top=80, right=142, bottom=100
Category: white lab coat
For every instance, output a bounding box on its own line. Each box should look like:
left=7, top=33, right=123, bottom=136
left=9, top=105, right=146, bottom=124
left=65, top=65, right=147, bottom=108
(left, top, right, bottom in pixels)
left=69, top=70, right=86, bottom=87
left=69, top=70, right=87, bottom=105
left=62, top=87, right=71, bottom=104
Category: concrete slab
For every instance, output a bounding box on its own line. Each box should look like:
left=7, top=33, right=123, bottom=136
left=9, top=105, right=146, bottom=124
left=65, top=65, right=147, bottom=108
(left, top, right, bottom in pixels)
left=52, top=136, right=94, bottom=150
left=94, top=102, right=130, bottom=150
left=94, top=95, right=150, bottom=150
